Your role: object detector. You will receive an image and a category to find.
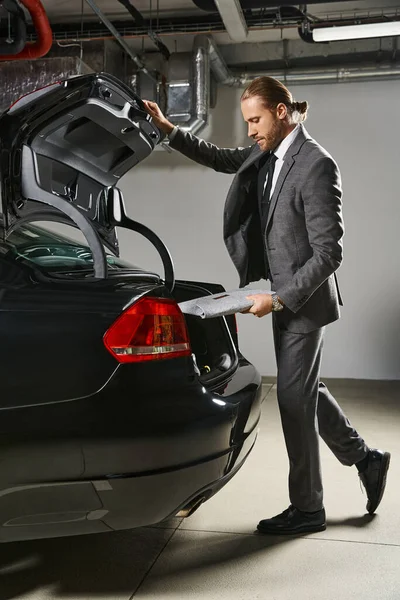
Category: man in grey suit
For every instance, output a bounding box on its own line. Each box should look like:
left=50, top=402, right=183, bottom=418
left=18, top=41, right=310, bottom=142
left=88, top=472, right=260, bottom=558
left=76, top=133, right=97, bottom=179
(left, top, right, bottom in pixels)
left=144, top=76, right=390, bottom=535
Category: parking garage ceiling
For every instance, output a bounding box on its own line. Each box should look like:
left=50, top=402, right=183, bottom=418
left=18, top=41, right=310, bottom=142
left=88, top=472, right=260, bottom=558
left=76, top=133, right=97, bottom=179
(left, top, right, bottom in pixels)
left=40, top=1, right=400, bottom=24
left=39, top=1, right=400, bottom=40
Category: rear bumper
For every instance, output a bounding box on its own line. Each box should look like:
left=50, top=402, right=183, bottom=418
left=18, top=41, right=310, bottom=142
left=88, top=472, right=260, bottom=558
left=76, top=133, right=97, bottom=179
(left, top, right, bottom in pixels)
left=0, top=420, right=258, bottom=543
left=0, top=357, right=262, bottom=542
left=95, top=415, right=259, bottom=532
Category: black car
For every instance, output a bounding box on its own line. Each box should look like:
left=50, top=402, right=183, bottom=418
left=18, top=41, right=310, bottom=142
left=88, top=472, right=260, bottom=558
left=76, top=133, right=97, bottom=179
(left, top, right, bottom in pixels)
left=0, top=73, right=262, bottom=543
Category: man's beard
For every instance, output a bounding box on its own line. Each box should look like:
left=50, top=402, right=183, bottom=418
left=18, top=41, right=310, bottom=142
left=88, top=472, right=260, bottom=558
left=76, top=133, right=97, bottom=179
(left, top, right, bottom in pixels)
left=264, top=117, right=285, bottom=152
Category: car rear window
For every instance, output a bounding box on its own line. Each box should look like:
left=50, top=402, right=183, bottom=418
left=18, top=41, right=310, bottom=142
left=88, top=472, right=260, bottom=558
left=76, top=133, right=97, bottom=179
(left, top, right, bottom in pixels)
left=2, top=223, right=134, bottom=273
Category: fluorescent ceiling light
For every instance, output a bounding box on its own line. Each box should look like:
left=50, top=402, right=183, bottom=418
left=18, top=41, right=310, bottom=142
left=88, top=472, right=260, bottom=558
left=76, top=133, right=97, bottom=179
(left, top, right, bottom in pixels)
left=313, top=21, right=400, bottom=42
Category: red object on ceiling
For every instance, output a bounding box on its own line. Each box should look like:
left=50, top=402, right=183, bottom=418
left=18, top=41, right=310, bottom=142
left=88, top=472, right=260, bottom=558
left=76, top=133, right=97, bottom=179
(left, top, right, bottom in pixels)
left=0, top=0, right=52, bottom=61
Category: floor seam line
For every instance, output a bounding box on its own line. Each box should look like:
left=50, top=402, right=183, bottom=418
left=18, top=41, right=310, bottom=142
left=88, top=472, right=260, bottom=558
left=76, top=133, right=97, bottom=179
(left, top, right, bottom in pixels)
left=305, top=536, right=400, bottom=548
left=178, top=528, right=400, bottom=547
left=179, top=528, right=256, bottom=536
left=145, top=526, right=178, bottom=531
left=129, top=527, right=179, bottom=598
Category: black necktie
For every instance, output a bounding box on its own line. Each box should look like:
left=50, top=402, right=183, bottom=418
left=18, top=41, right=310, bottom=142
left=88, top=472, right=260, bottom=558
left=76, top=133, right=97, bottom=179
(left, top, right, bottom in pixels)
left=258, top=153, right=277, bottom=281
left=261, top=153, right=278, bottom=218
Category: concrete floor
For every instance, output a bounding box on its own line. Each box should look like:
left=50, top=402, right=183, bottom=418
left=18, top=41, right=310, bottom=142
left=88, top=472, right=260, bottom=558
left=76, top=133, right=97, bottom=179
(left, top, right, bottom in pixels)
left=1, top=380, right=399, bottom=600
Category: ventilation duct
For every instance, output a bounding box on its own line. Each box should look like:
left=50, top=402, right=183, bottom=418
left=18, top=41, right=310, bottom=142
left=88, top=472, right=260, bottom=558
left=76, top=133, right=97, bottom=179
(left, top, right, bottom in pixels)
left=165, top=34, right=400, bottom=137
left=166, top=36, right=211, bottom=136
left=166, top=34, right=241, bottom=136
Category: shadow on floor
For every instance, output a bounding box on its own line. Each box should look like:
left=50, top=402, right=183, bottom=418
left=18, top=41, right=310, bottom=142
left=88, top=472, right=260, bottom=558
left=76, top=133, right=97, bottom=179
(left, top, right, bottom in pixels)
left=0, top=515, right=376, bottom=599
left=0, top=527, right=173, bottom=599
left=326, top=514, right=376, bottom=529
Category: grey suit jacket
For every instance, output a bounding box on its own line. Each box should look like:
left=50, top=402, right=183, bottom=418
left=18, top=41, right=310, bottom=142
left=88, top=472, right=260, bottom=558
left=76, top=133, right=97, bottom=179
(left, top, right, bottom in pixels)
left=169, top=124, right=344, bottom=333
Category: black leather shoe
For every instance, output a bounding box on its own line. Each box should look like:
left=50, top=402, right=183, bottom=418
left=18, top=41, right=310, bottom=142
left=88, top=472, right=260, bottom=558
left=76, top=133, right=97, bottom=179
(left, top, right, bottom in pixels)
left=257, top=506, right=326, bottom=535
left=358, top=449, right=391, bottom=515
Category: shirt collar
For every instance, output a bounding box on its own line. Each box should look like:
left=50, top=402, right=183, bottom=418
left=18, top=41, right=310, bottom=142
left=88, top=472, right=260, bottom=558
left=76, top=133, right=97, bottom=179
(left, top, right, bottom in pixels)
left=273, top=124, right=300, bottom=160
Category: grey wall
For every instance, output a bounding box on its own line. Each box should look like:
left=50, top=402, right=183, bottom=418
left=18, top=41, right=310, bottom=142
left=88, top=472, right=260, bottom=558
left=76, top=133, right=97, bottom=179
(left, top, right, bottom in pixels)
left=118, top=80, right=400, bottom=380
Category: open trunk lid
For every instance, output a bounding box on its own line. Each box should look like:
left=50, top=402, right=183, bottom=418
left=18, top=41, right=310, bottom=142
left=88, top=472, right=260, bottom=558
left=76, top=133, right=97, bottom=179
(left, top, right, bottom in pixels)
left=0, top=73, right=164, bottom=278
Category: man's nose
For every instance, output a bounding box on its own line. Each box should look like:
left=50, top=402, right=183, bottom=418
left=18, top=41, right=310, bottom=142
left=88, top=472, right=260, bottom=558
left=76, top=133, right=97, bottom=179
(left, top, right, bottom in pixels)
left=248, top=125, right=256, bottom=138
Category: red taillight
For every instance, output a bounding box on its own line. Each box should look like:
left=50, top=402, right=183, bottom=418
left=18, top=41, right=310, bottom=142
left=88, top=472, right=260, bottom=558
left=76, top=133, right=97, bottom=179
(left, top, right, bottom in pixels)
left=104, top=297, right=192, bottom=363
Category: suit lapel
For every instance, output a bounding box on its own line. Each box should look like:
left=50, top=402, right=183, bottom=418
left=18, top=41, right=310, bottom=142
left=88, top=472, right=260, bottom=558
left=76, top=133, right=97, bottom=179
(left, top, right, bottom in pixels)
left=266, top=125, right=311, bottom=229
left=266, top=155, right=295, bottom=229
left=237, top=144, right=265, bottom=174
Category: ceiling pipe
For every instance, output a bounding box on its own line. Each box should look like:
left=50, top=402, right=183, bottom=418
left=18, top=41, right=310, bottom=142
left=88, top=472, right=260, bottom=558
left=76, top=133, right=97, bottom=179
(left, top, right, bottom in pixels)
left=233, top=64, right=400, bottom=85
left=298, top=20, right=315, bottom=44
left=0, top=0, right=52, bottom=61
left=116, top=0, right=170, bottom=59
left=84, top=0, right=158, bottom=85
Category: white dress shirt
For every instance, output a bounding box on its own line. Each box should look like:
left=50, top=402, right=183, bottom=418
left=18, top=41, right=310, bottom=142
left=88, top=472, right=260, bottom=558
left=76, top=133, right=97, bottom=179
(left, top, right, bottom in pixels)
left=263, top=125, right=300, bottom=197
left=169, top=126, right=178, bottom=141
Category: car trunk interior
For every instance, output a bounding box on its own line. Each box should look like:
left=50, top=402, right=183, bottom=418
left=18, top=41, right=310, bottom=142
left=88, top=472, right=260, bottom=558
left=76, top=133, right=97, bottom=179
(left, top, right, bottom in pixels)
left=172, top=281, right=238, bottom=386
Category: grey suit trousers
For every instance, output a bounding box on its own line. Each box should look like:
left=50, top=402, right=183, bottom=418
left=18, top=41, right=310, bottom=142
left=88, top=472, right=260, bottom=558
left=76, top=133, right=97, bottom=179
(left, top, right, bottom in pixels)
left=272, top=315, right=369, bottom=512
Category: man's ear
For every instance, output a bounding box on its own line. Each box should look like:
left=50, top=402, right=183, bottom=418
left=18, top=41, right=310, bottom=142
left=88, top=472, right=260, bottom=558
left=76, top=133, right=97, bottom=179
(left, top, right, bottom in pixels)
left=276, top=102, right=288, bottom=120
